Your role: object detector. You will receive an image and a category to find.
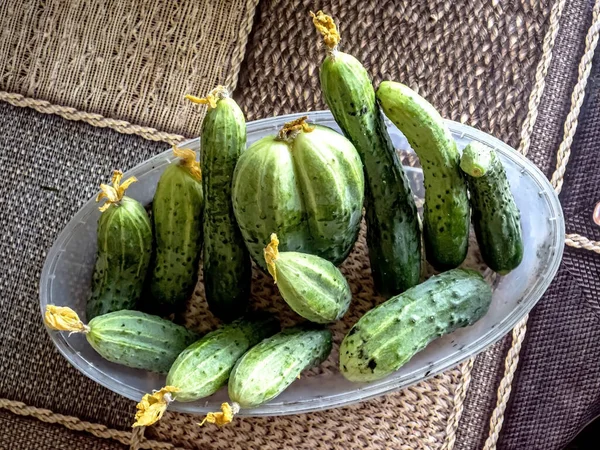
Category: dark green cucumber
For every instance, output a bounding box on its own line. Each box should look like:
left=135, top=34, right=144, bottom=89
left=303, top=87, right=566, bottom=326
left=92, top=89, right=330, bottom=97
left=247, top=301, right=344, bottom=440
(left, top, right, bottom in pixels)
left=199, top=89, right=251, bottom=321
left=149, top=150, right=203, bottom=314
left=166, top=314, right=279, bottom=402
left=340, top=269, right=492, bottom=382
left=460, top=142, right=523, bottom=274
left=315, top=24, right=420, bottom=296
left=232, top=120, right=364, bottom=269
left=228, top=326, right=332, bottom=408
left=87, top=171, right=152, bottom=320
left=87, top=310, right=198, bottom=373
left=376, top=81, right=470, bottom=270
left=265, top=234, right=351, bottom=323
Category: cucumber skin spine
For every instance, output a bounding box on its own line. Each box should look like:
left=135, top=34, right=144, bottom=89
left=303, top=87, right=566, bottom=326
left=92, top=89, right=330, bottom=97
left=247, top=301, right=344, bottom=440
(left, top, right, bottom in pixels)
left=149, top=163, right=203, bottom=315
left=319, top=51, right=421, bottom=296
left=275, top=251, right=351, bottom=323
left=201, top=97, right=251, bottom=322
left=166, top=314, right=280, bottom=402
left=228, top=326, right=332, bottom=408
left=340, top=269, right=492, bottom=382
left=461, top=143, right=523, bottom=274
left=376, top=81, right=470, bottom=270
left=86, top=310, right=198, bottom=373
left=87, top=197, right=153, bottom=320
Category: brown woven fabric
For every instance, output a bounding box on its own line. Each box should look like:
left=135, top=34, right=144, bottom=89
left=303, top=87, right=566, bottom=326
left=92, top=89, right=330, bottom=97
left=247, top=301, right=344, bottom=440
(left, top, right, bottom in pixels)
left=0, top=0, right=258, bottom=136
left=0, top=409, right=126, bottom=450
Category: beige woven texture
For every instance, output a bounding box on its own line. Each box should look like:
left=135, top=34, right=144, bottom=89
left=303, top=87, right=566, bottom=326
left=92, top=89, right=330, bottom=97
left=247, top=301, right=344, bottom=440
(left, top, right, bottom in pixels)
left=0, top=0, right=258, bottom=136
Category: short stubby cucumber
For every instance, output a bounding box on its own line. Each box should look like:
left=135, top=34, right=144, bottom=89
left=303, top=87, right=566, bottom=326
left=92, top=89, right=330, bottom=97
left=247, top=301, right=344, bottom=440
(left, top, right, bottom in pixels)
left=264, top=233, right=351, bottom=323
left=460, top=142, right=523, bottom=274
left=340, top=269, right=492, bottom=382
left=228, top=326, right=332, bottom=408
left=44, top=306, right=198, bottom=373
left=311, top=11, right=421, bottom=296
left=132, top=314, right=279, bottom=427
left=149, top=148, right=203, bottom=314
left=232, top=117, right=364, bottom=269
left=87, top=170, right=153, bottom=320
left=376, top=81, right=470, bottom=270
left=186, top=87, right=251, bottom=322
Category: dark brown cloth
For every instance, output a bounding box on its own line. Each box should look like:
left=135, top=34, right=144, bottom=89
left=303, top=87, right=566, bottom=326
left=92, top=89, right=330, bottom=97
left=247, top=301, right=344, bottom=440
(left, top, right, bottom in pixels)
left=497, top=45, right=600, bottom=449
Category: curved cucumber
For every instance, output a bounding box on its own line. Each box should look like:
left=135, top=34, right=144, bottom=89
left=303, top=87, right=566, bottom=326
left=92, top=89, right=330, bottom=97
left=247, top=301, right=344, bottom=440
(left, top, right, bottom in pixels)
left=316, top=36, right=420, bottom=297
left=376, top=81, right=470, bottom=270
left=87, top=310, right=198, bottom=373
left=265, top=234, right=351, bottom=323
left=149, top=150, right=203, bottom=314
left=232, top=120, right=364, bottom=269
left=166, top=314, right=279, bottom=402
left=228, top=326, right=332, bottom=408
left=340, top=269, right=492, bottom=382
left=460, top=142, right=523, bottom=274
left=87, top=172, right=152, bottom=319
left=199, top=91, right=251, bottom=321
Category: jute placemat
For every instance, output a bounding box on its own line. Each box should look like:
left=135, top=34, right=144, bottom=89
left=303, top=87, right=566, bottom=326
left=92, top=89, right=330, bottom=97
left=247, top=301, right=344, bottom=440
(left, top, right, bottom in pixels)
left=0, top=0, right=258, bottom=137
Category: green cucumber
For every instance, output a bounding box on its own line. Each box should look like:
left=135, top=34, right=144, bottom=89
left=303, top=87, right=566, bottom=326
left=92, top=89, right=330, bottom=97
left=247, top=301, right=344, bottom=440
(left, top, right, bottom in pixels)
left=45, top=306, right=198, bottom=373
left=149, top=149, right=203, bottom=314
left=376, top=81, right=470, bottom=270
left=340, top=269, right=492, bottom=382
left=312, top=11, right=420, bottom=296
left=165, top=314, right=279, bottom=402
left=232, top=118, right=364, bottom=269
left=87, top=171, right=152, bottom=319
left=460, top=142, right=523, bottom=274
left=190, top=87, right=251, bottom=321
left=265, top=234, right=351, bottom=323
left=228, top=326, right=332, bottom=408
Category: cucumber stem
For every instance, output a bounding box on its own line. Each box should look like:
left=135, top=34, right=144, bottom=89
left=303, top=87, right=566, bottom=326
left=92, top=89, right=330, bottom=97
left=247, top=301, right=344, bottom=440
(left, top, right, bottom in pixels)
left=132, top=386, right=179, bottom=427
left=264, top=233, right=280, bottom=283
left=199, top=402, right=240, bottom=427
left=460, top=142, right=494, bottom=178
left=44, top=305, right=90, bottom=334
left=185, top=85, right=229, bottom=109
left=310, top=10, right=340, bottom=53
left=96, top=170, right=137, bottom=212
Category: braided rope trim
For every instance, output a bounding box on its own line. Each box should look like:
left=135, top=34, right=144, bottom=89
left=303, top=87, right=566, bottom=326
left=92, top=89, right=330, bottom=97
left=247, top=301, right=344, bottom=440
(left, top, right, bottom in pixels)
left=483, top=1, right=600, bottom=448
left=0, top=398, right=184, bottom=450
left=566, top=233, right=600, bottom=253
left=441, top=358, right=475, bottom=450
left=0, top=91, right=186, bottom=146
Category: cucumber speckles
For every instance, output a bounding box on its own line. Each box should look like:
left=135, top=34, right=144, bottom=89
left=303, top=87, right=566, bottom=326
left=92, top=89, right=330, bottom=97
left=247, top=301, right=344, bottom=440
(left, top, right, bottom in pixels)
left=460, top=142, right=523, bottom=274
left=376, top=81, right=470, bottom=270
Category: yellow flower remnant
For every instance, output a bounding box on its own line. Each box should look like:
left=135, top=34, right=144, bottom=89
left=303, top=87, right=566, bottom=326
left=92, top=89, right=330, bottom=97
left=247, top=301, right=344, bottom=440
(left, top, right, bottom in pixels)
left=173, top=147, right=202, bottom=181
left=44, top=305, right=90, bottom=334
left=310, top=11, right=341, bottom=50
left=264, top=233, right=280, bottom=284
left=199, top=402, right=239, bottom=427
left=132, top=386, right=179, bottom=427
left=96, top=170, right=137, bottom=212
left=185, top=85, right=229, bottom=109
left=277, top=116, right=315, bottom=141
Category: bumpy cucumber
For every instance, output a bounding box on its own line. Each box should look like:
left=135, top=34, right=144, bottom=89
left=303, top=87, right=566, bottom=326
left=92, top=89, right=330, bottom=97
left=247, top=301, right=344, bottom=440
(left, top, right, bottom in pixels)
left=376, top=81, right=470, bottom=270
left=197, top=88, right=251, bottom=321
left=460, top=142, right=523, bottom=274
left=229, top=326, right=332, bottom=408
left=166, top=314, right=279, bottom=402
left=340, top=269, right=492, bottom=382
left=87, top=171, right=152, bottom=320
left=232, top=119, right=364, bottom=269
left=265, top=234, right=351, bottom=323
left=313, top=13, right=421, bottom=296
left=149, top=150, right=203, bottom=314
left=87, top=310, right=198, bottom=373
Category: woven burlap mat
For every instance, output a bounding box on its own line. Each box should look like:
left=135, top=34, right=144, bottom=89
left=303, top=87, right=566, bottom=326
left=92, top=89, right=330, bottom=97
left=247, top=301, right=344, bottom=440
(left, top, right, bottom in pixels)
left=0, top=0, right=258, bottom=137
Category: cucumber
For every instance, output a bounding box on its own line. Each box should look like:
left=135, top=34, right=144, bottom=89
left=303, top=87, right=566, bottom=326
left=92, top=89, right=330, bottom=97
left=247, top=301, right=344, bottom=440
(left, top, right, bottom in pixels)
left=460, top=142, right=523, bottom=274
left=87, top=171, right=152, bottom=319
left=44, top=306, right=198, bottom=373
left=165, top=314, right=279, bottom=402
left=232, top=118, right=364, bottom=269
left=340, top=269, right=492, bottom=382
left=149, top=148, right=203, bottom=314
left=187, top=87, right=251, bottom=321
left=228, top=326, right=332, bottom=408
left=376, top=81, right=470, bottom=270
left=264, top=234, right=351, bottom=323
left=312, top=11, right=421, bottom=296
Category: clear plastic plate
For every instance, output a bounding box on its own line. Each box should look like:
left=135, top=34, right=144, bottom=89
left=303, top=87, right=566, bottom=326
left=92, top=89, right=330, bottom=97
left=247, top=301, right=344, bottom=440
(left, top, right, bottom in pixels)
left=40, top=111, right=564, bottom=416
